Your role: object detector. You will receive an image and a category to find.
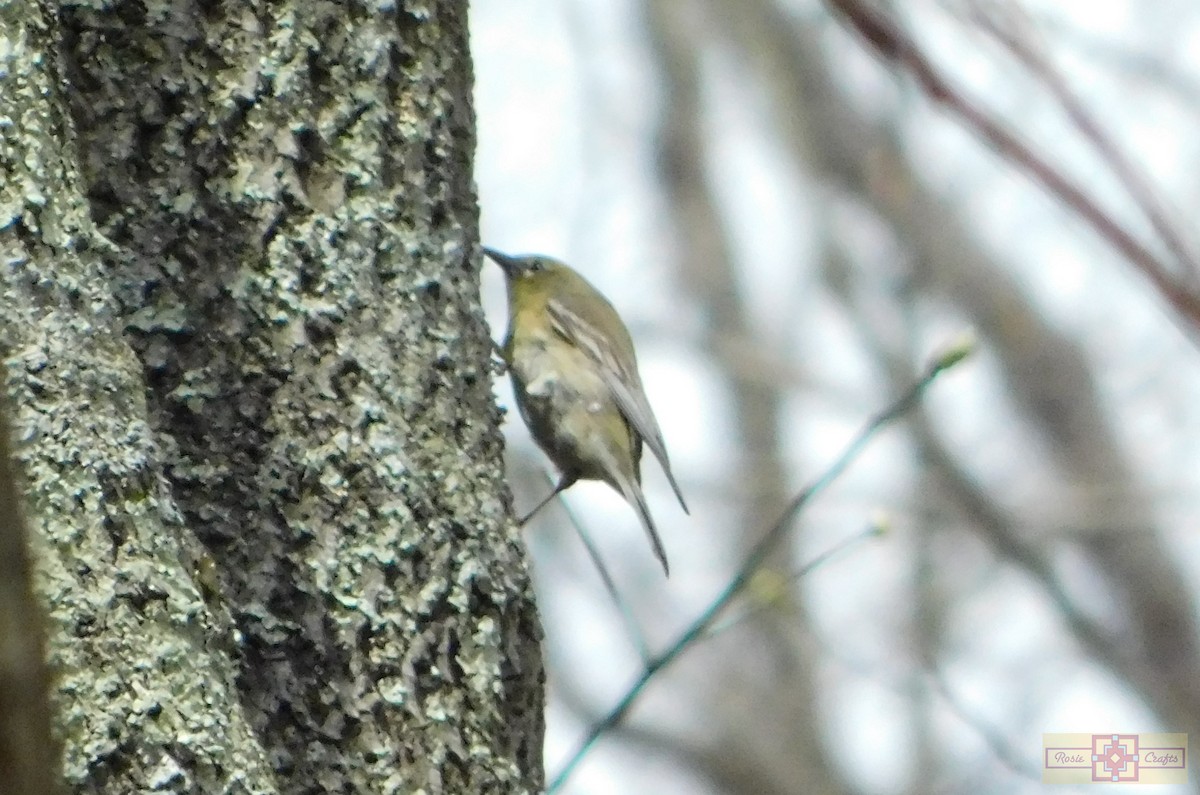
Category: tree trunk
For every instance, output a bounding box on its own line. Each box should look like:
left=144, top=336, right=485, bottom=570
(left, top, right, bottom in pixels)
left=1, top=0, right=544, bottom=792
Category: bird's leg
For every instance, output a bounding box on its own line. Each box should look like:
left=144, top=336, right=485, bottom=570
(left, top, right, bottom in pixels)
left=518, top=474, right=578, bottom=526
left=489, top=339, right=509, bottom=375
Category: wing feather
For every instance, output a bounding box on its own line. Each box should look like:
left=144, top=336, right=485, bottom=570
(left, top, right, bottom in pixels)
left=547, top=298, right=689, bottom=513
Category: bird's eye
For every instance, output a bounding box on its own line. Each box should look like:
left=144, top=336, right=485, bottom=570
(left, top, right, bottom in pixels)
left=527, top=260, right=544, bottom=272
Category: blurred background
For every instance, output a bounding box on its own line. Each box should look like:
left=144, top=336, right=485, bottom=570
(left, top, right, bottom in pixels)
left=472, top=0, right=1200, bottom=792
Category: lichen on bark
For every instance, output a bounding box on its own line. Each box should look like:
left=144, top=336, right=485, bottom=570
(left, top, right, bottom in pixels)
left=2, top=0, right=544, bottom=792
left=2, top=1, right=279, bottom=792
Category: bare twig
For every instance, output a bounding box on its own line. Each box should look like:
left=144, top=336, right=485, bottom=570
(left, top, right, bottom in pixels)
left=969, top=1, right=1198, bottom=274
left=927, top=666, right=1042, bottom=782
left=701, top=523, right=881, bottom=641
left=825, top=0, right=1200, bottom=333
left=544, top=470, right=653, bottom=663
left=546, top=346, right=971, bottom=792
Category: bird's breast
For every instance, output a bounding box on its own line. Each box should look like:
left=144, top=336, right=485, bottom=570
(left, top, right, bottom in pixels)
left=506, top=328, right=639, bottom=482
left=509, top=332, right=608, bottom=404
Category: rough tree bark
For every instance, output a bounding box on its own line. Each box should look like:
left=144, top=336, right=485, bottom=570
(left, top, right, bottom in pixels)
left=1, top=0, right=543, bottom=792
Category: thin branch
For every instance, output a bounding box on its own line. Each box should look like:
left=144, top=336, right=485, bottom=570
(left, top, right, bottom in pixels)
left=824, top=0, right=1200, bottom=333
left=927, top=667, right=1042, bottom=782
left=969, top=2, right=1198, bottom=275
left=546, top=470, right=653, bottom=664
left=546, top=345, right=971, bottom=792
left=702, top=523, right=881, bottom=641
left=1051, top=23, right=1200, bottom=110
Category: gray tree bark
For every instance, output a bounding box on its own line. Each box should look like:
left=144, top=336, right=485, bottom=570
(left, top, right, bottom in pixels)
left=1, top=0, right=544, bottom=792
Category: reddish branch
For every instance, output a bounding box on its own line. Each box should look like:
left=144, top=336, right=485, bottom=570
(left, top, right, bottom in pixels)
left=972, top=6, right=1198, bottom=275
left=825, top=0, right=1200, bottom=335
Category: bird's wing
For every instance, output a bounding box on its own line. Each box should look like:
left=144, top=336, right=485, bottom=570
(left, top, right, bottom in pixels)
left=613, top=465, right=670, bottom=576
left=547, top=298, right=689, bottom=513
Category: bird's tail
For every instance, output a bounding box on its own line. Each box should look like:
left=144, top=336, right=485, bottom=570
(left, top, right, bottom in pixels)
left=613, top=473, right=670, bottom=577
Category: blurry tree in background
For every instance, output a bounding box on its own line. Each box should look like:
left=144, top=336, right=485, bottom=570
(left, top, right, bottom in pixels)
left=476, top=0, right=1200, bottom=792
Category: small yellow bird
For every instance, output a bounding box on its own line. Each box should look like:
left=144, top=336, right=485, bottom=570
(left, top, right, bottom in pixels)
left=485, top=248, right=689, bottom=576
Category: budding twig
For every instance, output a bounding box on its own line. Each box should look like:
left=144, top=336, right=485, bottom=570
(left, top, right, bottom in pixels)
left=547, top=345, right=971, bottom=792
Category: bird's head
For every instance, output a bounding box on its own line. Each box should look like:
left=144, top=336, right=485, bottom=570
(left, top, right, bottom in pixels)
left=482, top=248, right=568, bottom=282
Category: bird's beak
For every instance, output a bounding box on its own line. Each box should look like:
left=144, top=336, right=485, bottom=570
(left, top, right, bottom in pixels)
left=482, top=247, right=519, bottom=276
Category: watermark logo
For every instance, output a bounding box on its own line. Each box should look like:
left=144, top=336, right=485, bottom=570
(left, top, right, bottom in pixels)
left=1043, top=733, right=1187, bottom=784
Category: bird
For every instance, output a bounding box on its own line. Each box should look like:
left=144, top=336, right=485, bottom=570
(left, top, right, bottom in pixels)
left=484, top=247, right=688, bottom=575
